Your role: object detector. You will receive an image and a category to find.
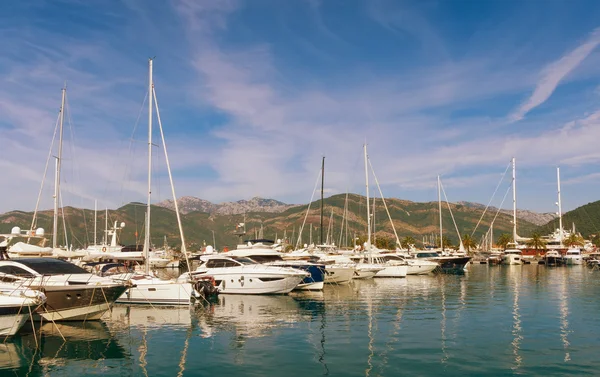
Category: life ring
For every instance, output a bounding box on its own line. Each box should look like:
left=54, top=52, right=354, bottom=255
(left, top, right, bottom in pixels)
left=102, top=247, right=107, bottom=252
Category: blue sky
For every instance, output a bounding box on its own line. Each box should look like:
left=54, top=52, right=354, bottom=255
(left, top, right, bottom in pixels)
left=2, top=0, right=600, bottom=214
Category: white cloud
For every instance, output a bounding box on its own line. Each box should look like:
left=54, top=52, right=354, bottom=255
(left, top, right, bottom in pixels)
left=510, top=27, right=600, bottom=122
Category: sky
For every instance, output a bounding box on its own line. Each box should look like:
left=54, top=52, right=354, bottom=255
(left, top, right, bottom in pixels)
left=2, top=0, right=600, bottom=214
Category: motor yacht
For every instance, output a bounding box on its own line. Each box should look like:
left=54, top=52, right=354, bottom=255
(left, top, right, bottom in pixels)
left=563, top=248, right=583, bottom=265
left=382, top=254, right=438, bottom=275
left=412, top=251, right=472, bottom=272
left=0, top=258, right=129, bottom=321
left=180, top=255, right=309, bottom=294
left=501, top=245, right=523, bottom=265
left=544, top=250, right=564, bottom=266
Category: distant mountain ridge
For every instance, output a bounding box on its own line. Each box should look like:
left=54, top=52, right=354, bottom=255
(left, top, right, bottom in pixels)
left=156, top=196, right=295, bottom=215
left=458, top=201, right=557, bottom=226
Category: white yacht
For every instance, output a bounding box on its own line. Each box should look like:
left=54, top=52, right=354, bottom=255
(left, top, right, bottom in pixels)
left=544, top=249, right=564, bottom=266
left=0, top=283, right=46, bottom=336
left=563, top=248, right=583, bottom=265
left=0, top=258, right=129, bottom=321
left=180, top=255, right=309, bottom=294
left=384, top=254, right=438, bottom=275
left=501, top=245, right=523, bottom=265
left=224, top=243, right=326, bottom=290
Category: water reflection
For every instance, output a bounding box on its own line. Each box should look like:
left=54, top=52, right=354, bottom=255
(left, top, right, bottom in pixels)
left=0, top=321, right=126, bottom=376
left=508, top=266, right=523, bottom=370
left=558, top=270, right=571, bottom=362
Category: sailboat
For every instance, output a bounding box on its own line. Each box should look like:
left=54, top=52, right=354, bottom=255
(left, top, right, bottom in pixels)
left=117, top=58, right=201, bottom=305
left=412, top=175, right=471, bottom=272
left=502, top=158, right=523, bottom=265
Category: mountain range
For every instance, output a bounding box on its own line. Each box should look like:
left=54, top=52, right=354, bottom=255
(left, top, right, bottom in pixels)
left=0, top=194, right=549, bottom=250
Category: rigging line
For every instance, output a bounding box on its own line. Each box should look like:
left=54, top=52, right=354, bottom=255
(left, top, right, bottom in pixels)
left=367, top=157, right=402, bottom=248
left=30, top=111, right=61, bottom=232
left=439, top=179, right=464, bottom=245
left=487, top=184, right=512, bottom=238
left=153, top=86, right=192, bottom=267
left=296, top=168, right=323, bottom=250
left=119, top=91, right=149, bottom=206
left=64, top=92, right=90, bottom=246
left=471, top=160, right=512, bottom=237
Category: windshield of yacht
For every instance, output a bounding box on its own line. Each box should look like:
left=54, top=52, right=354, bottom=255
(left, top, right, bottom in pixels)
left=416, top=252, right=439, bottom=258
left=15, top=258, right=88, bottom=275
left=232, top=257, right=258, bottom=265
left=246, top=255, right=283, bottom=263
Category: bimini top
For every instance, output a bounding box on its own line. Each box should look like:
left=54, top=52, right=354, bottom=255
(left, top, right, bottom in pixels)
left=1, top=258, right=88, bottom=275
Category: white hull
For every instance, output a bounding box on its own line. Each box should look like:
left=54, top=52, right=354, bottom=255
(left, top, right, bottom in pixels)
left=375, top=265, right=408, bottom=278
left=294, top=281, right=324, bottom=290
left=208, top=272, right=304, bottom=294
left=0, top=313, right=30, bottom=336
left=354, top=264, right=384, bottom=279
left=502, top=254, right=522, bottom=265
left=38, top=302, right=110, bottom=321
left=564, top=256, right=583, bottom=265
left=117, top=277, right=195, bottom=305
left=406, top=260, right=438, bottom=275
left=324, top=266, right=355, bottom=284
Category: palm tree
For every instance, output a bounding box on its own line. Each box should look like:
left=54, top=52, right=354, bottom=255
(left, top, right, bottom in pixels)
left=563, top=233, right=584, bottom=248
left=402, top=236, right=416, bottom=248
left=442, top=236, right=453, bottom=249
left=462, top=234, right=476, bottom=253
left=496, top=233, right=512, bottom=250
left=526, top=232, right=546, bottom=255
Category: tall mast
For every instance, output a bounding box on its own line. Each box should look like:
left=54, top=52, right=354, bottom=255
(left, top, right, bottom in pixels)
left=94, top=200, right=97, bottom=245
left=438, top=175, right=443, bottom=250
left=144, top=58, right=154, bottom=275
left=104, top=207, right=108, bottom=244
left=52, top=85, right=66, bottom=249
left=320, top=156, right=324, bottom=245
left=512, top=157, right=517, bottom=244
left=364, top=144, right=371, bottom=258
left=557, top=167, right=563, bottom=247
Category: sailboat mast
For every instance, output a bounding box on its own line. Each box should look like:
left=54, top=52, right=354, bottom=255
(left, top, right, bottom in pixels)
left=52, top=86, right=66, bottom=249
left=438, top=175, right=443, bottom=250
left=320, top=156, right=324, bottom=245
left=144, top=58, right=154, bottom=275
left=512, top=157, right=517, bottom=244
left=364, top=144, right=371, bottom=256
left=94, top=200, right=97, bottom=245
left=557, top=167, right=563, bottom=247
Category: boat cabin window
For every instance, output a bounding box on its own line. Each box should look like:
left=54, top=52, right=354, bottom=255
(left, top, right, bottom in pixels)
left=247, top=255, right=283, bottom=263
left=232, top=257, right=257, bottom=265
left=416, top=252, right=439, bottom=258
left=383, top=255, right=404, bottom=262
left=16, top=259, right=88, bottom=275
left=0, top=265, right=35, bottom=278
left=205, top=259, right=241, bottom=268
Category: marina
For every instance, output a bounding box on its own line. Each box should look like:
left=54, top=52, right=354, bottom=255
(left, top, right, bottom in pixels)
left=1, top=264, right=599, bottom=376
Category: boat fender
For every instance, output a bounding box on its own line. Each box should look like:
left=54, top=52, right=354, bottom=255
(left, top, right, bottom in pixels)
left=102, top=247, right=107, bottom=252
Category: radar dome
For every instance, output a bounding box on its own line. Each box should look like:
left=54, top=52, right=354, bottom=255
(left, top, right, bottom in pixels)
left=35, top=228, right=45, bottom=236
left=10, top=227, right=21, bottom=235
left=120, top=222, right=126, bottom=228
left=205, top=245, right=214, bottom=254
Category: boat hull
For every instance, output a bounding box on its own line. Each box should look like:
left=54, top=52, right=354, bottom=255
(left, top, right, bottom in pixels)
left=117, top=278, right=195, bottom=305
left=35, top=284, right=128, bottom=321
left=501, top=254, right=522, bottom=265
left=375, top=265, right=408, bottom=278
left=432, top=256, right=473, bottom=272
left=563, top=256, right=583, bottom=265
left=0, top=306, right=33, bottom=336
left=406, top=261, right=438, bottom=275
left=324, top=266, right=355, bottom=284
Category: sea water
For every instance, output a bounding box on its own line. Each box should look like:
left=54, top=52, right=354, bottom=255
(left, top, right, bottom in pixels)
left=1, top=264, right=599, bottom=376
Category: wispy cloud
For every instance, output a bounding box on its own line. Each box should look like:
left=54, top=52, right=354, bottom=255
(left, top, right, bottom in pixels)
left=509, top=27, right=600, bottom=122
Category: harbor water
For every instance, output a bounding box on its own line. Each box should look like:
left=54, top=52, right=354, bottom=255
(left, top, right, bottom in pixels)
left=2, top=264, right=599, bottom=376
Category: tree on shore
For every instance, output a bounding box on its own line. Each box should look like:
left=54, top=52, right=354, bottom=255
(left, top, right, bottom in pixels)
left=462, top=234, right=476, bottom=253
left=496, top=233, right=512, bottom=250
left=402, top=236, right=416, bottom=248
left=563, top=233, right=584, bottom=247
left=526, top=232, right=546, bottom=256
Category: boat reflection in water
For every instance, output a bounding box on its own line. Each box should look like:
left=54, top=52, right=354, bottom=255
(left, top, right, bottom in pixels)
left=0, top=321, right=126, bottom=375
left=106, top=304, right=192, bottom=330
left=197, top=293, right=320, bottom=339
